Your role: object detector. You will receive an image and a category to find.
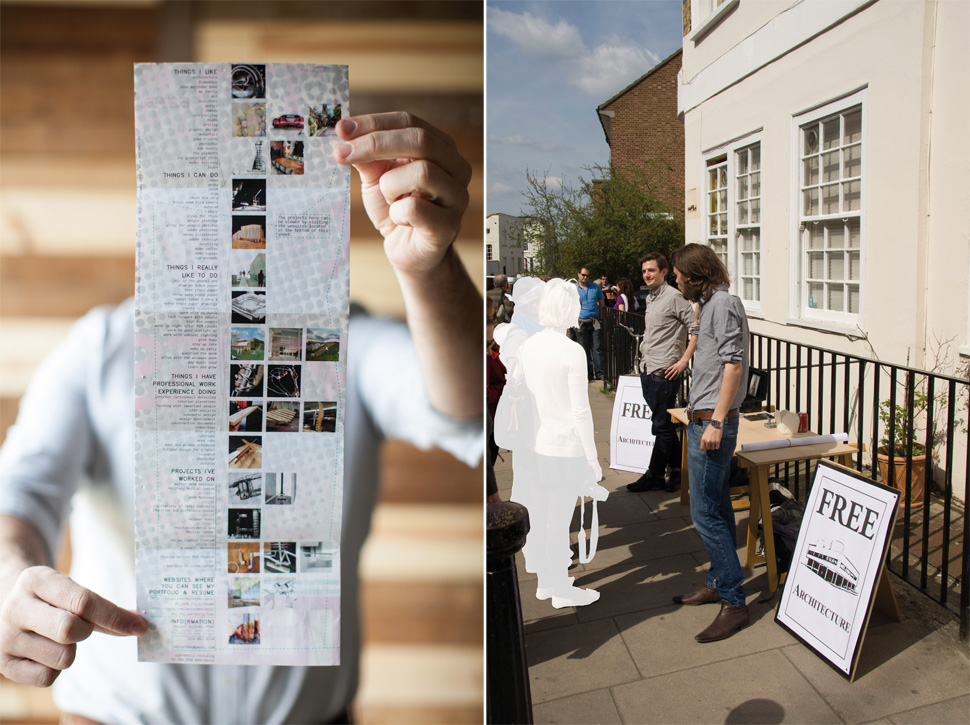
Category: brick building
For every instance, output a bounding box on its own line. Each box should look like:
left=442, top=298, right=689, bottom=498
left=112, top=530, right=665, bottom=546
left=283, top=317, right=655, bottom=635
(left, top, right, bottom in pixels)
left=596, top=49, right=684, bottom=220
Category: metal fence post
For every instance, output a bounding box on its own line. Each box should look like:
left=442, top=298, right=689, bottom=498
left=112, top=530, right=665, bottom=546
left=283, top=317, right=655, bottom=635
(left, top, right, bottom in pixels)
left=486, top=501, right=533, bottom=724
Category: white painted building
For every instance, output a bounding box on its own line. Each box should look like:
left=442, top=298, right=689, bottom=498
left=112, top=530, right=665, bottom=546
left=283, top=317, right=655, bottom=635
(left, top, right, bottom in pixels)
left=680, top=0, right=969, bottom=493
left=485, top=212, right=537, bottom=277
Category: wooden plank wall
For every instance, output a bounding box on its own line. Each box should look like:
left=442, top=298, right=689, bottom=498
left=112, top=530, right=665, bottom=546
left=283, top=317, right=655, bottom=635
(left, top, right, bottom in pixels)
left=0, top=2, right=484, bottom=723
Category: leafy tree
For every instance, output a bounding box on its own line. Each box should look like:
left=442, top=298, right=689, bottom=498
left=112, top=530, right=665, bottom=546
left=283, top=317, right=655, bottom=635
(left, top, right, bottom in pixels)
left=520, top=164, right=684, bottom=285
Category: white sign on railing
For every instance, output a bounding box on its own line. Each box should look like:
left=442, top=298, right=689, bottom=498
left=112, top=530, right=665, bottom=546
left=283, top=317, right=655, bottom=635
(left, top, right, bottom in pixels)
left=609, top=375, right=656, bottom=473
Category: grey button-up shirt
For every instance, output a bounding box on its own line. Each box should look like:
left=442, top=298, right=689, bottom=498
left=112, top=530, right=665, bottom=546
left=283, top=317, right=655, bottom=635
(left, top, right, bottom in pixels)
left=688, top=285, right=750, bottom=413
left=638, top=283, right=698, bottom=375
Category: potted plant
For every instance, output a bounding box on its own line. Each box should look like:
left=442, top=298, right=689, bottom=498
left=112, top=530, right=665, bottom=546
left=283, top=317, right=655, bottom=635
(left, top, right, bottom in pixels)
left=876, top=391, right=930, bottom=507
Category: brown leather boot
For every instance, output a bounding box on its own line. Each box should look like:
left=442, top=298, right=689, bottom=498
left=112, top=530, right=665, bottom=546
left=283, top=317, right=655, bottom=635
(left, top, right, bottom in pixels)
left=695, top=601, right=750, bottom=642
left=672, top=585, right=721, bottom=606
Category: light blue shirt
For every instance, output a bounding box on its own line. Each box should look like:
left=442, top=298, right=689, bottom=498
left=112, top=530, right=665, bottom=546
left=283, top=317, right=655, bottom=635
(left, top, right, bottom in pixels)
left=577, top=282, right=604, bottom=320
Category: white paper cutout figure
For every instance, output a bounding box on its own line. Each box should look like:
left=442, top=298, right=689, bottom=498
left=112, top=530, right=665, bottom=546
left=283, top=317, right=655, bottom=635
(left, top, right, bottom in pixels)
left=496, top=278, right=608, bottom=608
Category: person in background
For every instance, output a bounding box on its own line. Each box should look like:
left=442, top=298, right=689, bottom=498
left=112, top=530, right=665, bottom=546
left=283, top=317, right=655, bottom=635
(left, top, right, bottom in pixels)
left=574, top=267, right=604, bottom=381
left=487, top=273, right=514, bottom=323
left=613, top=277, right=636, bottom=313
left=599, top=275, right=617, bottom=308
left=627, top=252, right=697, bottom=494
left=669, top=243, right=750, bottom=643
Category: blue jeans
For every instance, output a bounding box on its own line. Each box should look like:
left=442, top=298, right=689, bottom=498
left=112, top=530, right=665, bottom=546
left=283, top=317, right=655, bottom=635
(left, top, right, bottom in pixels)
left=687, top=417, right=745, bottom=607
left=640, top=373, right=681, bottom=479
left=576, top=320, right=602, bottom=378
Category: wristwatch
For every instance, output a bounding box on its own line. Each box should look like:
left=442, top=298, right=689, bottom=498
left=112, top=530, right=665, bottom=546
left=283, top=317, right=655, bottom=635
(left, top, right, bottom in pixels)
left=709, top=419, right=723, bottom=429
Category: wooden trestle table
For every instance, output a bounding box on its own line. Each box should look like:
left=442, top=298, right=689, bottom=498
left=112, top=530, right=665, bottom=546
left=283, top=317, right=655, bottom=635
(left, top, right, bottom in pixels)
left=669, top=408, right=858, bottom=593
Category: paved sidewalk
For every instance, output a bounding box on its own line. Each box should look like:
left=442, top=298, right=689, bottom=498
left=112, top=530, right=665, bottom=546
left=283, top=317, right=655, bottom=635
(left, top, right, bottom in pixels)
left=493, top=383, right=969, bottom=725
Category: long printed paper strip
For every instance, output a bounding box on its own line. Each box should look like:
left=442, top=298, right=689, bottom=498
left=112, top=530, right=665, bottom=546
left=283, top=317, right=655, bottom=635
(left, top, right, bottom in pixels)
left=740, top=432, right=849, bottom=453
left=133, top=63, right=349, bottom=666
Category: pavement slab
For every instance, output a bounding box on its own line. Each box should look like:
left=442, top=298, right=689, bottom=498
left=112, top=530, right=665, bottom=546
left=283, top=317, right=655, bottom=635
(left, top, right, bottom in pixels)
left=526, top=618, right=641, bottom=704
left=886, top=694, right=969, bottom=724
left=532, top=688, right=623, bottom=724
left=611, top=649, right=840, bottom=724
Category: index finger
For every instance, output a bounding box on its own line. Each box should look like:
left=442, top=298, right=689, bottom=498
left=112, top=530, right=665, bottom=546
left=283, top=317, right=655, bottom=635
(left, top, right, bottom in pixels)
left=33, top=572, right=147, bottom=637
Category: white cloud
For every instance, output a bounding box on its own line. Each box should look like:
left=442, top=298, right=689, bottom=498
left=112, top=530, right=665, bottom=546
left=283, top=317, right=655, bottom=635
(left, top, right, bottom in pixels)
left=488, top=7, right=583, bottom=60
left=544, top=176, right=563, bottom=190
left=490, top=182, right=516, bottom=194
left=570, top=39, right=660, bottom=97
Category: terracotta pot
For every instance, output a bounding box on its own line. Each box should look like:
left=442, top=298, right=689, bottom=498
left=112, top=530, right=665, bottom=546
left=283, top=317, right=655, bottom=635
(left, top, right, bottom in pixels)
left=876, top=445, right=927, bottom=507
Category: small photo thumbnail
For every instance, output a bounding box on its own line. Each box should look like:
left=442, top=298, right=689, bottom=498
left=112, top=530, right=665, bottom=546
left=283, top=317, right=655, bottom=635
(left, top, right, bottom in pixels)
left=228, top=576, right=260, bottom=608
left=307, top=103, right=341, bottom=137
left=228, top=612, right=260, bottom=645
left=264, top=472, right=296, bottom=505
left=299, top=542, right=335, bottom=572
left=228, top=472, right=262, bottom=505
left=303, top=401, right=336, bottom=433
left=228, top=542, right=260, bottom=574
left=230, top=251, right=266, bottom=290
left=265, top=401, right=299, bottom=432
left=229, top=399, right=262, bottom=433
left=230, top=363, right=263, bottom=397
left=231, top=64, right=265, bottom=99
left=266, top=364, right=301, bottom=399
left=271, top=113, right=304, bottom=133
left=232, top=102, right=266, bottom=137
left=231, top=326, right=265, bottom=361
left=231, top=215, right=266, bottom=250
left=262, top=579, right=298, bottom=609
left=306, top=328, right=340, bottom=362
left=263, top=542, right=297, bottom=574
left=231, top=291, right=266, bottom=324
left=228, top=507, right=261, bottom=540
left=270, top=141, right=304, bottom=175
left=232, top=178, right=266, bottom=212
left=269, top=328, right=303, bottom=361
left=228, top=436, right=262, bottom=469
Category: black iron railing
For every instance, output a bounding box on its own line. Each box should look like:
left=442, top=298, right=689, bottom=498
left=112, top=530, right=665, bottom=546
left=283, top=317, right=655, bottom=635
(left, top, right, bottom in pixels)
left=601, top=308, right=969, bottom=638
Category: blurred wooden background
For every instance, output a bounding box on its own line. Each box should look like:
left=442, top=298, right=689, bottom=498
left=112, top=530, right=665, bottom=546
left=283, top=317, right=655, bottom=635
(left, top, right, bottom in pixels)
left=0, top=1, right=484, bottom=723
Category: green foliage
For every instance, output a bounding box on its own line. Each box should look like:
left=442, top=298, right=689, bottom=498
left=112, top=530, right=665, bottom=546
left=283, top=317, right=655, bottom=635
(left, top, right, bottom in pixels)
left=519, top=164, right=684, bottom=283
left=878, top=392, right=930, bottom=458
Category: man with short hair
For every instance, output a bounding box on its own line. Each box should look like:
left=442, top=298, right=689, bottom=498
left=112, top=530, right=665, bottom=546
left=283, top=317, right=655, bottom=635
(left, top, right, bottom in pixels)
left=626, top=252, right=697, bottom=493
left=488, top=273, right=514, bottom=323
left=574, top=267, right=604, bottom=381
left=599, top=274, right=616, bottom=308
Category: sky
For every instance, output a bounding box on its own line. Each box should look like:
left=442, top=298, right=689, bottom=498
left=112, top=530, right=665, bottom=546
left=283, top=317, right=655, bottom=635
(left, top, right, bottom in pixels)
left=487, top=0, right=684, bottom=216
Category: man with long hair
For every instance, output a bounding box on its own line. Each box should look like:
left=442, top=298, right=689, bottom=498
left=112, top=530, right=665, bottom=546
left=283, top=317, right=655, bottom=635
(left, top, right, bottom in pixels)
left=669, top=243, right=750, bottom=643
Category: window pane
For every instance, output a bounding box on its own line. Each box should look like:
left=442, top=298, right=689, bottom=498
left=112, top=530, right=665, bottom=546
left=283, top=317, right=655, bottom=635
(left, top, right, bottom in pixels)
left=719, top=213, right=727, bottom=234
left=750, top=171, right=760, bottom=198
left=740, top=230, right=752, bottom=251
left=827, top=252, right=844, bottom=281
left=809, top=224, right=824, bottom=249
left=709, top=214, right=718, bottom=235
left=844, top=143, right=861, bottom=178
left=804, top=157, right=818, bottom=186
left=822, top=118, right=840, bottom=150
left=750, top=144, right=760, bottom=171
left=822, top=184, right=839, bottom=214
left=804, top=188, right=818, bottom=215
left=809, top=251, right=824, bottom=278
left=743, top=252, right=753, bottom=274
left=744, top=278, right=754, bottom=299
left=738, top=200, right=748, bottom=224
left=719, top=189, right=728, bottom=210
left=828, top=223, right=844, bottom=249
left=709, top=190, right=719, bottom=213
left=737, top=150, right=748, bottom=175
left=844, top=109, right=862, bottom=144
left=804, top=125, right=819, bottom=155
left=822, top=151, right=840, bottom=182
left=750, top=197, right=760, bottom=223
left=848, top=284, right=860, bottom=313
left=719, top=167, right=727, bottom=187
left=847, top=218, right=860, bottom=248
left=848, top=251, right=860, bottom=280
left=737, top=174, right=749, bottom=200
left=808, top=282, right=823, bottom=308
left=828, top=284, right=844, bottom=312
left=709, top=168, right=719, bottom=191
left=843, top=180, right=861, bottom=211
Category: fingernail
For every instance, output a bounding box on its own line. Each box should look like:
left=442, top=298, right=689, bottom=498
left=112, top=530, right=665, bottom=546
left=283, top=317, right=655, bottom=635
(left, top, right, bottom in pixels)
left=340, top=119, right=357, bottom=135
left=336, top=143, right=353, bottom=160
left=132, top=618, right=148, bottom=636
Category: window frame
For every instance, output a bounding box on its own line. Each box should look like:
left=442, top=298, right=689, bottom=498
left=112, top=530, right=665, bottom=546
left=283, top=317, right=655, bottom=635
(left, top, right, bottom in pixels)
left=702, top=131, right=764, bottom=315
left=790, top=89, right=867, bottom=327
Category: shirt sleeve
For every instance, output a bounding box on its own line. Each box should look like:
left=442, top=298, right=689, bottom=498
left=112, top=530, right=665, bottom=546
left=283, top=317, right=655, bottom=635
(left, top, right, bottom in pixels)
left=713, top=296, right=745, bottom=364
left=566, top=342, right=597, bottom=462
left=0, top=309, right=105, bottom=562
left=675, top=294, right=699, bottom=338
left=349, top=314, right=482, bottom=468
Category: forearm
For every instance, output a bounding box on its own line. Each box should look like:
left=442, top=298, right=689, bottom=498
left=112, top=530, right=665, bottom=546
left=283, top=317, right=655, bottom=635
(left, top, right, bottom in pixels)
left=393, top=245, right=483, bottom=419
left=713, top=362, right=743, bottom=420
left=0, top=515, right=51, bottom=602
left=679, top=335, right=698, bottom=367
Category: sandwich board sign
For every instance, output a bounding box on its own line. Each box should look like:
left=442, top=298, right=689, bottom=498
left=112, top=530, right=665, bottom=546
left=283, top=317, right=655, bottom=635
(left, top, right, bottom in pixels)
left=609, top=375, right=656, bottom=473
left=775, top=460, right=900, bottom=680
